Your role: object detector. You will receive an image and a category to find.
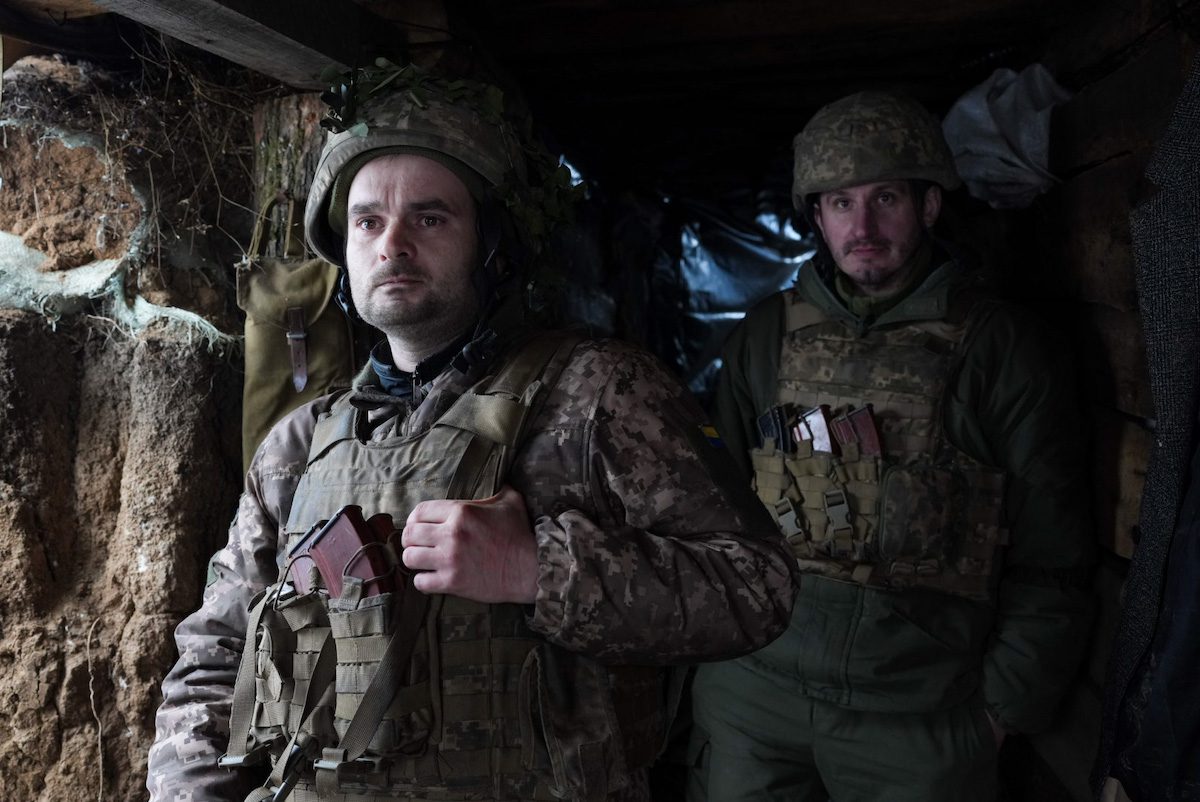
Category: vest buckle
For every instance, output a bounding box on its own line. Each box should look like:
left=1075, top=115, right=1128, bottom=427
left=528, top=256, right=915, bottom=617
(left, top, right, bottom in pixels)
left=313, top=750, right=389, bottom=788
left=217, top=743, right=269, bottom=768
left=772, top=497, right=805, bottom=538
left=313, top=747, right=349, bottom=774
left=823, top=488, right=853, bottom=535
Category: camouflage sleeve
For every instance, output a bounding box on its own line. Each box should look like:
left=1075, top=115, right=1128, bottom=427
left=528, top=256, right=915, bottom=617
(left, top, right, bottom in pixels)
left=948, top=305, right=1096, bottom=734
left=522, top=340, right=797, bottom=664
left=145, top=402, right=321, bottom=802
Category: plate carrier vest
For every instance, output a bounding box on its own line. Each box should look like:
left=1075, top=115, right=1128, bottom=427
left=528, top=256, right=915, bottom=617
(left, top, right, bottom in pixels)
left=222, top=335, right=666, bottom=802
left=752, top=289, right=1009, bottom=602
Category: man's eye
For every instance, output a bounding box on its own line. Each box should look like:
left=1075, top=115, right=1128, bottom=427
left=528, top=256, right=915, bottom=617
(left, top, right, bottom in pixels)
left=878, top=193, right=894, bottom=204
left=421, top=215, right=442, bottom=227
left=833, top=198, right=850, bottom=210
left=355, top=218, right=378, bottom=231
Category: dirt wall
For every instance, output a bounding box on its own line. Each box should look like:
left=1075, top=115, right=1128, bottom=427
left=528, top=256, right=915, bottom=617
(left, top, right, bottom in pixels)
left=0, top=45, right=253, bottom=800
left=0, top=312, right=241, bottom=801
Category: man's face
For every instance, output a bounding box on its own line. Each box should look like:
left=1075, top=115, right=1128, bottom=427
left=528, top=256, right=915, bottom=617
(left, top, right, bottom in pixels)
left=812, top=180, right=941, bottom=297
left=344, top=154, right=479, bottom=350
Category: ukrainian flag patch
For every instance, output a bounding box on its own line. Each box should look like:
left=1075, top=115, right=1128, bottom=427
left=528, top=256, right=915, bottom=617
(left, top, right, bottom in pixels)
left=699, top=424, right=724, bottom=448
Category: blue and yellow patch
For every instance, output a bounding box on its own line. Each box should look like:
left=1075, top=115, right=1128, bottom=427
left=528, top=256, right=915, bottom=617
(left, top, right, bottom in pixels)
left=699, top=424, right=725, bottom=448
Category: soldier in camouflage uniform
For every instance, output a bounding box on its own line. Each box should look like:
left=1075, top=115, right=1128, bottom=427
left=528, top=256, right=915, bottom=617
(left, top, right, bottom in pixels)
left=146, top=70, right=798, bottom=802
left=687, top=91, right=1095, bottom=801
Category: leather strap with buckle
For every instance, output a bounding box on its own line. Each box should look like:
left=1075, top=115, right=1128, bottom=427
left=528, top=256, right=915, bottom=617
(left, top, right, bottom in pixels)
left=286, top=306, right=308, bottom=392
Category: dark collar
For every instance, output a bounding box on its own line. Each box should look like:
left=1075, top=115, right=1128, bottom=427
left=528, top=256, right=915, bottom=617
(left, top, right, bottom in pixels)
left=368, top=331, right=475, bottom=400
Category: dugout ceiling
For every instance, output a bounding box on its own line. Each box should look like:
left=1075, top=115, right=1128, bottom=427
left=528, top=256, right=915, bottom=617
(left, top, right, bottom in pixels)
left=4, top=0, right=1087, bottom=197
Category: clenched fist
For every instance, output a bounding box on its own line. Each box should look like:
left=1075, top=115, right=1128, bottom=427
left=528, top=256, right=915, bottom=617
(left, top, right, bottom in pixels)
left=401, top=485, right=539, bottom=604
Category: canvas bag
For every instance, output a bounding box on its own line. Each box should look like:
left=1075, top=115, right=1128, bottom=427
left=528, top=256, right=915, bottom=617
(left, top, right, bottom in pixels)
left=237, top=195, right=356, bottom=473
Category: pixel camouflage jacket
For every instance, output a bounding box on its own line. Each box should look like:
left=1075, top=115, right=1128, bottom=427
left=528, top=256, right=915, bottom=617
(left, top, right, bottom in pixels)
left=148, top=334, right=798, bottom=801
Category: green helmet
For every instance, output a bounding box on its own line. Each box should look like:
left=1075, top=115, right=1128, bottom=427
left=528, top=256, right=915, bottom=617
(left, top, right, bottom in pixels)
left=791, top=90, right=961, bottom=209
left=304, top=67, right=527, bottom=266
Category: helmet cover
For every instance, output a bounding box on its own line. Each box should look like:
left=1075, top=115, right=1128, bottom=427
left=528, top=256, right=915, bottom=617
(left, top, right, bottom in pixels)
left=792, top=90, right=961, bottom=209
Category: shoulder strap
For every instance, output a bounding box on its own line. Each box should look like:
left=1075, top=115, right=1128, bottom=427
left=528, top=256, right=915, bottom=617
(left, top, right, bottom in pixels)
left=220, top=589, right=274, bottom=767
left=221, top=590, right=335, bottom=772
left=487, top=331, right=577, bottom=399
left=314, top=577, right=429, bottom=795
left=783, top=291, right=829, bottom=334
left=906, top=272, right=1002, bottom=347
left=310, top=336, right=582, bottom=790
left=303, top=390, right=358, bottom=466
left=945, top=274, right=997, bottom=326
left=441, top=332, right=583, bottom=500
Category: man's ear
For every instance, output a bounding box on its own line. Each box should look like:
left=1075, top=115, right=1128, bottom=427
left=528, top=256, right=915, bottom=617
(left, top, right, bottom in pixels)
left=811, top=201, right=826, bottom=238
left=922, top=185, right=943, bottom=228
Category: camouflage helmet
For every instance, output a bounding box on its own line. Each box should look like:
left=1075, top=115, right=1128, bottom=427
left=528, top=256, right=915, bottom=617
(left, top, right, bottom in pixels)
left=791, top=90, right=961, bottom=208
left=304, top=66, right=527, bottom=265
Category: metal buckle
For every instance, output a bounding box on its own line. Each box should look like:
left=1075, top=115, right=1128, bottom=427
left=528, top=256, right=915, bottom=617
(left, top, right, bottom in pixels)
left=915, top=558, right=941, bottom=576
left=313, top=747, right=347, bottom=773
left=312, top=751, right=386, bottom=784
left=217, top=744, right=268, bottom=768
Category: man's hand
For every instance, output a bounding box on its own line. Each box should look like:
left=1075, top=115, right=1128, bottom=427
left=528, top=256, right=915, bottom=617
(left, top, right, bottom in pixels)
left=401, top=485, right=539, bottom=604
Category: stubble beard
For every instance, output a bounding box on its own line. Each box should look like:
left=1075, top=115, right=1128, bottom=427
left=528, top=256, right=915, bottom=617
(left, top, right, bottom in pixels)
left=359, top=261, right=480, bottom=353
left=836, top=234, right=920, bottom=296
left=848, top=263, right=897, bottom=290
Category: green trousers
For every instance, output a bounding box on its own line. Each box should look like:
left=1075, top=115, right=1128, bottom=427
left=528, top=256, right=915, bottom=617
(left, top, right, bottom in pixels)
left=687, top=659, right=999, bottom=802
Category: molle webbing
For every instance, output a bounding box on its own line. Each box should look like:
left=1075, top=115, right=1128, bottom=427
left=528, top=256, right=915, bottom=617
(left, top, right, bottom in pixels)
left=282, top=335, right=577, bottom=801
left=223, top=590, right=335, bottom=769
left=755, top=291, right=1008, bottom=602
left=229, top=334, right=664, bottom=801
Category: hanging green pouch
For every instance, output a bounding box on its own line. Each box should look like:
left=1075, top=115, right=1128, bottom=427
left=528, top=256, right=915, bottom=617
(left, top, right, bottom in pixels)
left=236, top=195, right=356, bottom=472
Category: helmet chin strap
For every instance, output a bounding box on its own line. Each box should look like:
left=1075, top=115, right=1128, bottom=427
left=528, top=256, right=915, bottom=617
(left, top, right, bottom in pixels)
left=454, top=196, right=516, bottom=375
left=472, top=195, right=506, bottom=303
left=334, top=265, right=361, bottom=323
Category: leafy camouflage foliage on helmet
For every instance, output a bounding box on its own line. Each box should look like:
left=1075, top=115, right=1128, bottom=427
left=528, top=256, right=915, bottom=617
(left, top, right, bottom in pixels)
left=791, top=91, right=961, bottom=207
left=317, top=60, right=508, bottom=140
left=306, top=60, right=582, bottom=267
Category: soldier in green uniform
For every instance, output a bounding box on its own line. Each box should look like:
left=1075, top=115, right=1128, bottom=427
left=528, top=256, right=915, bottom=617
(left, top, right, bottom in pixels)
left=146, top=70, right=798, bottom=802
left=687, top=91, right=1095, bottom=802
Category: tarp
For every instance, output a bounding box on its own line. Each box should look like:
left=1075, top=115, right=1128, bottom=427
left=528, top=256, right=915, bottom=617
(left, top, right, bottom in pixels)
left=651, top=193, right=811, bottom=398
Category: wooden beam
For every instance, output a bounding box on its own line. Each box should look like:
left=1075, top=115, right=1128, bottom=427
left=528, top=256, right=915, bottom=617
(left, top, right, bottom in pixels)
left=5, top=1, right=107, bottom=20
left=91, top=0, right=402, bottom=87
left=1, top=36, right=41, bottom=69
left=468, top=0, right=1049, bottom=56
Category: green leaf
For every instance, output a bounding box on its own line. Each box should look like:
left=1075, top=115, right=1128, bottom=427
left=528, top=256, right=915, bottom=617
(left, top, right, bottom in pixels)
left=371, top=67, right=407, bottom=95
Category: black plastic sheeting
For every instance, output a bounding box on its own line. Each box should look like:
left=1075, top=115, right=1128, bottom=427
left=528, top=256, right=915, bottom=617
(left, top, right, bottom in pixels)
left=549, top=179, right=811, bottom=404
left=649, top=193, right=813, bottom=400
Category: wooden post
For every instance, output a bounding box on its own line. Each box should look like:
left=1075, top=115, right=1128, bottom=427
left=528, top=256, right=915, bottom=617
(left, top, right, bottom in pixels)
left=251, top=93, right=325, bottom=258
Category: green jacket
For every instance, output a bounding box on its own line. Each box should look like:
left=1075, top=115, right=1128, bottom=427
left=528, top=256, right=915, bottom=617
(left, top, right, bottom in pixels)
left=714, top=257, right=1095, bottom=732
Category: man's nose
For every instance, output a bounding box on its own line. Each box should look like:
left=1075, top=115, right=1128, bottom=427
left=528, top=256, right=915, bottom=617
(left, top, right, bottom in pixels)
left=849, top=205, right=878, bottom=238
left=380, top=221, right=414, bottom=262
